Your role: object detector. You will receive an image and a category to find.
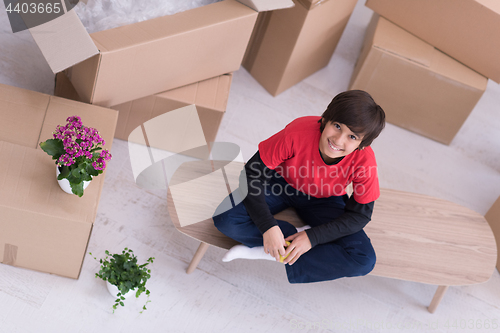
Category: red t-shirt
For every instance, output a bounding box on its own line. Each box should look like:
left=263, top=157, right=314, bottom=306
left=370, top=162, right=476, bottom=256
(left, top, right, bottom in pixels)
left=258, top=116, right=380, bottom=204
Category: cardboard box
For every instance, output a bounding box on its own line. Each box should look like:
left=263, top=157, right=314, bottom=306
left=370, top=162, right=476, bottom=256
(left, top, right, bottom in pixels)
left=349, top=15, right=488, bottom=145
left=485, top=196, right=500, bottom=272
left=54, top=72, right=232, bottom=154
left=243, top=0, right=357, bottom=96
left=61, top=0, right=255, bottom=107
left=0, top=83, right=118, bottom=279
left=30, top=1, right=295, bottom=77
left=365, top=0, right=500, bottom=83
left=113, top=74, right=232, bottom=148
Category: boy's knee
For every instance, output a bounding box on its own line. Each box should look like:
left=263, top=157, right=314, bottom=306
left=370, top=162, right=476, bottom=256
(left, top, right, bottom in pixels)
left=343, top=244, right=376, bottom=277
left=359, top=255, right=376, bottom=276
left=213, top=212, right=228, bottom=232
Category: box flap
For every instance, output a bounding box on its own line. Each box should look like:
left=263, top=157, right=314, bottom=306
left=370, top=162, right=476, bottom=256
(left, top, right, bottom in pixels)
left=0, top=84, right=49, bottom=148
left=373, top=17, right=486, bottom=90
left=0, top=141, right=97, bottom=224
left=236, top=0, right=294, bottom=11
left=28, top=10, right=99, bottom=74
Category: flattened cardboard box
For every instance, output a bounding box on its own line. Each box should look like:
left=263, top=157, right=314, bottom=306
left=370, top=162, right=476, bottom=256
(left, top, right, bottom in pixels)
left=365, top=0, right=500, bottom=83
left=55, top=72, right=232, bottom=158
left=485, top=196, right=500, bottom=271
left=0, top=83, right=118, bottom=279
left=243, top=0, right=357, bottom=96
left=349, top=15, right=487, bottom=145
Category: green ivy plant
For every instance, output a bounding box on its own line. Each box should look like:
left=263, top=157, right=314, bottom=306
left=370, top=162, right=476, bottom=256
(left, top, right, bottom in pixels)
left=89, top=248, right=154, bottom=313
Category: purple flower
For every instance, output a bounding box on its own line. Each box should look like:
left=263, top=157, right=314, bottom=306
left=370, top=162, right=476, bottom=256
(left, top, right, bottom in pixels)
left=47, top=116, right=111, bottom=173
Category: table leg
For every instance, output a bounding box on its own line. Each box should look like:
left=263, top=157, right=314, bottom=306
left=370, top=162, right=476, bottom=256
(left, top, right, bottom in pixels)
left=428, top=285, right=449, bottom=313
left=186, top=242, right=210, bottom=274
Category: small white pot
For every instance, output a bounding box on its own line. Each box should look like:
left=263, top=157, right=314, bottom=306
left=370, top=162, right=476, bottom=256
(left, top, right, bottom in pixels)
left=56, top=167, right=91, bottom=195
left=106, top=281, right=136, bottom=299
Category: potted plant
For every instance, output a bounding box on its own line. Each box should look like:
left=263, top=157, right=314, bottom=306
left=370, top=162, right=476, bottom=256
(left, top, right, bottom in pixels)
left=39, top=115, right=112, bottom=197
left=89, top=248, right=154, bottom=313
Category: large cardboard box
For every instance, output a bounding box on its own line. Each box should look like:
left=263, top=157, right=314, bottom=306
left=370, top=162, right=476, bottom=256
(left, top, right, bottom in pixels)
left=485, top=196, right=500, bottom=272
left=55, top=72, right=232, bottom=153
left=243, top=0, right=357, bottom=96
left=63, top=0, right=256, bottom=107
left=0, top=83, right=118, bottom=279
left=31, top=0, right=293, bottom=107
left=349, top=15, right=488, bottom=145
left=365, top=0, right=500, bottom=83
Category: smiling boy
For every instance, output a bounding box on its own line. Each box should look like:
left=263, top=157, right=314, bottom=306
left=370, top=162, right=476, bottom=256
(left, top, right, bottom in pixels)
left=213, top=90, right=386, bottom=283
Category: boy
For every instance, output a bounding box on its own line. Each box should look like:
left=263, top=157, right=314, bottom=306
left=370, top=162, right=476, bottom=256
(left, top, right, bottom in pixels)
left=213, top=90, right=385, bottom=283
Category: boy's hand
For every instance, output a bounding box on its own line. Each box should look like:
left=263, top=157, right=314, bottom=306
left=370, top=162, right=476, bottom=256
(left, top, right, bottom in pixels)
left=283, top=231, right=312, bottom=265
left=263, top=226, right=287, bottom=261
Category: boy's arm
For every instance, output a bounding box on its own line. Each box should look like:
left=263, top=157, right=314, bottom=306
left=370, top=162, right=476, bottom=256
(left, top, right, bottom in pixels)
left=304, top=197, right=374, bottom=247
left=241, top=151, right=278, bottom=234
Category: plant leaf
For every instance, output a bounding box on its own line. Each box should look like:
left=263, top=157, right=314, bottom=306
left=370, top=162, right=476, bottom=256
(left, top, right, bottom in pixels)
left=39, top=139, right=65, bottom=160
left=70, top=181, right=84, bottom=197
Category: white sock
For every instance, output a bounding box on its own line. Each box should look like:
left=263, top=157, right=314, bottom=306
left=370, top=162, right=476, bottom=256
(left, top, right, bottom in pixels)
left=222, top=245, right=275, bottom=262
left=221, top=226, right=311, bottom=262
left=296, top=225, right=311, bottom=233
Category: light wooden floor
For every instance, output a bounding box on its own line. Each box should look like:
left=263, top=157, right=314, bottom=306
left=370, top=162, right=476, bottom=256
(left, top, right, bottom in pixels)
left=1, top=1, right=500, bottom=332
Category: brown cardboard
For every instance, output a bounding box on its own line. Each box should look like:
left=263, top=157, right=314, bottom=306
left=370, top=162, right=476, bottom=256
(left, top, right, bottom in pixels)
left=30, top=0, right=294, bottom=78
left=296, top=0, right=330, bottom=10
left=365, top=0, right=500, bottom=83
left=0, top=83, right=118, bottom=279
left=28, top=9, right=99, bottom=74
left=65, top=0, right=258, bottom=107
left=349, top=15, right=488, bottom=145
left=485, top=196, right=500, bottom=271
left=55, top=72, right=232, bottom=154
left=54, top=70, right=82, bottom=102
left=113, top=74, right=232, bottom=149
left=243, top=0, right=357, bottom=96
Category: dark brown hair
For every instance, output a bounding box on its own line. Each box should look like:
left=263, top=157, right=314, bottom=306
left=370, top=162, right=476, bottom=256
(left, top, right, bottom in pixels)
left=319, top=90, right=385, bottom=148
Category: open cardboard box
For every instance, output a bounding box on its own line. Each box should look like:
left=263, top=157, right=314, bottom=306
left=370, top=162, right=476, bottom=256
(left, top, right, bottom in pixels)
left=30, top=0, right=293, bottom=107
left=365, top=0, right=500, bottom=83
left=349, top=15, right=487, bottom=145
left=243, top=0, right=357, bottom=96
left=55, top=71, right=232, bottom=158
left=0, top=83, right=118, bottom=279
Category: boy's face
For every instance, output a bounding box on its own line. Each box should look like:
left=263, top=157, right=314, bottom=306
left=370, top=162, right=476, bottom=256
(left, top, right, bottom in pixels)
left=319, top=120, right=363, bottom=163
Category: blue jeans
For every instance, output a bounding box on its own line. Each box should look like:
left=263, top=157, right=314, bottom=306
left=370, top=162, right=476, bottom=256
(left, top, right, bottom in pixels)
left=213, top=172, right=376, bottom=283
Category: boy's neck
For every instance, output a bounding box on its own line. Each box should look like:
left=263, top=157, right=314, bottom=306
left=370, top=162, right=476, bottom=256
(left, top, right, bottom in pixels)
left=319, top=148, right=344, bottom=165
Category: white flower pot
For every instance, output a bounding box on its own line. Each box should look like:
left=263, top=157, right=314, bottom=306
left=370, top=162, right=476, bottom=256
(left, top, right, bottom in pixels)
left=106, top=281, right=136, bottom=299
left=56, top=167, right=91, bottom=195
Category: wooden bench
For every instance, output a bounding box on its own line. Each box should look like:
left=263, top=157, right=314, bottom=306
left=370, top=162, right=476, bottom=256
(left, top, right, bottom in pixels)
left=165, top=162, right=497, bottom=313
